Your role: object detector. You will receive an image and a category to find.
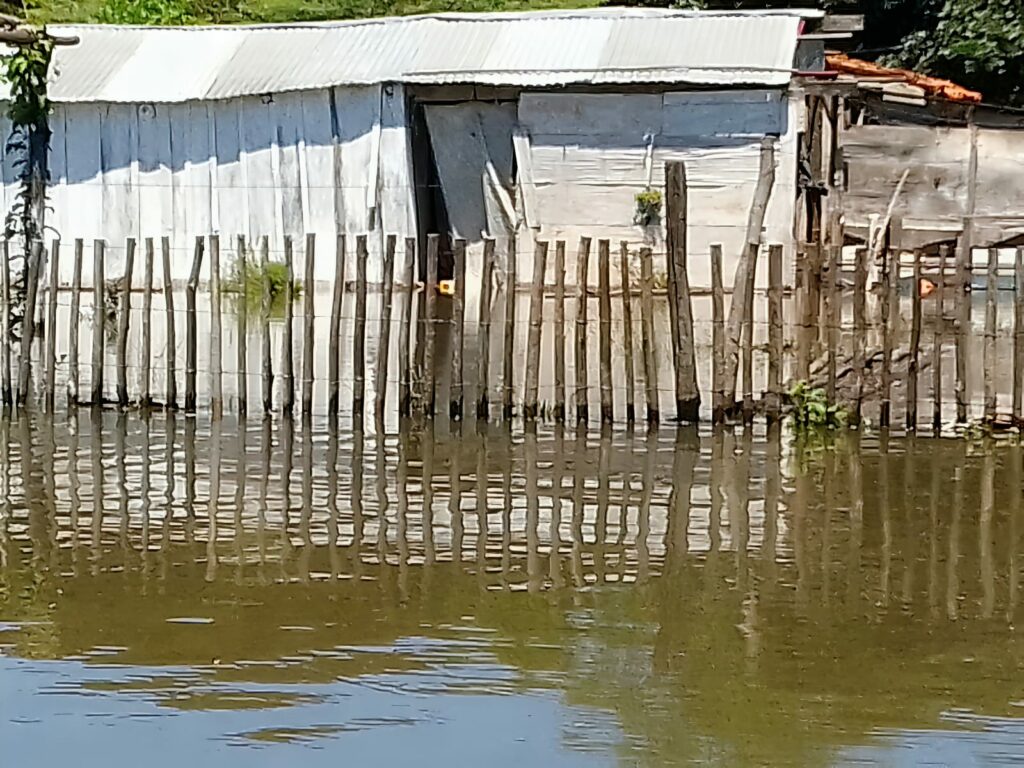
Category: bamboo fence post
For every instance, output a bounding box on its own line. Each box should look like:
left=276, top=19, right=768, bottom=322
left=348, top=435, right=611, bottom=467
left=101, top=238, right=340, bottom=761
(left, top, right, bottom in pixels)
left=281, top=234, right=295, bottom=416
left=259, top=235, right=272, bottom=415
left=0, top=240, right=10, bottom=406
left=44, top=237, right=60, bottom=411
left=300, top=232, right=316, bottom=416
left=423, top=233, right=439, bottom=417
left=140, top=238, right=154, bottom=409
left=399, top=236, right=416, bottom=418
left=853, top=246, right=867, bottom=423
left=524, top=239, right=548, bottom=421
left=209, top=234, right=223, bottom=418
left=824, top=243, right=838, bottom=405
left=327, top=234, right=345, bottom=418
left=184, top=236, right=203, bottom=413
left=640, top=246, right=659, bottom=424
left=114, top=238, right=135, bottom=407
left=476, top=238, right=496, bottom=421
left=91, top=239, right=107, bottom=406
left=741, top=243, right=760, bottom=423
left=553, top=240, right=567, bottom=422
left=618, top=241, right=636, bottom=424
left=955, top=228, right=971, bottom=422
left=880, top=245, right=895, bottom=428
left=574, top=236, right=591, bottom=424
left=933, top=245, right=948, bottom=430
left=710, top=244, right=726, bottom=423
left=17, top=240, right=42, bottom=406
left=1015, top=245, right=1024, bottom=421
left=67, top=238, right=83, bottom=406
left=450, top=237, right=467, bottom=421
left=766, top=243, right=783, bottom=423
left=375, top=234, right=397, bottom=423
left=502, top=233, right=517, bottom=421
left=907, top=248, right=923, bottom=429
left=597, top=239, right=613, bottom=424
left=984, top=247, right=998, bottom=420
left=665, top=161, right=699, bottom=422
left=353, top=234, right=369, bottom=420
left=161, top=236, right=176, bottom=409
left=235, top=235, right=248, bottom=417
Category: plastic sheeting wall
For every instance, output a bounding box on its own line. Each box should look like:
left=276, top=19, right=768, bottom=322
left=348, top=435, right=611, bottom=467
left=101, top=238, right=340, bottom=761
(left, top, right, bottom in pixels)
left=515, top=90, right=800, bottom=291
left=46, top=84, right=416, bottom=286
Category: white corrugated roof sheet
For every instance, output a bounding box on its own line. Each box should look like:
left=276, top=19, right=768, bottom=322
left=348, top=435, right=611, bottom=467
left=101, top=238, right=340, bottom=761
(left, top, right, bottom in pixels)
left=45, top=8, right=822, bottom=103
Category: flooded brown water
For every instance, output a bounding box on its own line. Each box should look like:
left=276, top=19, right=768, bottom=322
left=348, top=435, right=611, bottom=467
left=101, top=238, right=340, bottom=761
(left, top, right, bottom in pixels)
left=2, top=413, right=1024, bottom=766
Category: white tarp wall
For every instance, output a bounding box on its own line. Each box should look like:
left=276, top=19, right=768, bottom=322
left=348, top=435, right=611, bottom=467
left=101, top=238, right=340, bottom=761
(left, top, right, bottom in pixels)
left=47, top=83, right=416, bottom=287
left=515, top=90, right=799, bottom=292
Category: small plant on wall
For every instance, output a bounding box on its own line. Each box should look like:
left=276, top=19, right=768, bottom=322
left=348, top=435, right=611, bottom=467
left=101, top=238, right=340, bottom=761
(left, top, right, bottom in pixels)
left=634, top=189, right=662, bottom=226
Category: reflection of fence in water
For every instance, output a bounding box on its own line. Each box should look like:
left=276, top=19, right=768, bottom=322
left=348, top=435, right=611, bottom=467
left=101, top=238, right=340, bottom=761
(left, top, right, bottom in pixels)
left=0, top=413, right=1020, bottom=622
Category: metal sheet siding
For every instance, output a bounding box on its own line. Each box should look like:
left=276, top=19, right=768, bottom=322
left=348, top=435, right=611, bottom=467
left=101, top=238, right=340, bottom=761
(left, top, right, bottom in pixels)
left=46, top=9, right=814, bottom=103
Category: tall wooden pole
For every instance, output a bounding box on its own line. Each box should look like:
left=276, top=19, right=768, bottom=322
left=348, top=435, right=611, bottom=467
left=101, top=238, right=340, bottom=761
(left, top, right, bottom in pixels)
left=665, top=161, right=699, bottom=422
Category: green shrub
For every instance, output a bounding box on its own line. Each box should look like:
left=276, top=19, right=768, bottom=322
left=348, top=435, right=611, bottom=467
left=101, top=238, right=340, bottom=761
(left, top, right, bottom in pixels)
left=224, top=257, right=302, bottom=318
left=787, top=381, right=848, bottom=431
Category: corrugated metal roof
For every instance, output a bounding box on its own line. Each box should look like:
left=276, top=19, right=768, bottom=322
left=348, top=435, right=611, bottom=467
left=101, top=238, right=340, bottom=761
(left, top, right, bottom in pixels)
left=45, top=8, right=822, bottom=103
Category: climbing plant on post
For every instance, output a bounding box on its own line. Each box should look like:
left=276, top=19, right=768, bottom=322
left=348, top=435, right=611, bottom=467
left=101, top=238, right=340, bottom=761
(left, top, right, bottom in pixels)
left=0, top=17, right=77, bottom=404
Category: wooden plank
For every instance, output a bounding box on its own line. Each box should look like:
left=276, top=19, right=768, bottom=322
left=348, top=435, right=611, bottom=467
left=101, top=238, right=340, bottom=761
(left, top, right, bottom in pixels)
left=399, top=237, right=416, bottom=419
left=235, top=235, right=247, bottom=417
left=853, top=246, right=867, bottom=423
left=553, top=240, right=567, bottom=422
left=597, top=239, right=613, bottom=424
left=477, top=238, right=496, bottom=420
left=423, top=233, right=439, bottom=417
left=259, top=235, right=273, bottom=415
left=723, top=137, right=775, bottom=406
left=574, top=236, right=591, bottom=425
left=0, top=240, right=9, bottom=406
left=353, top=234, right=369, bottom=420
left=161, top=236, right=176, bottom=410
left=209, top=234, right=222, bottom=419
left=640, top=246, right=659, bottom=424
left=374, top=235, right=397, bottom=423
left=502, top=233, right=517, bottom=421
left=665, top=161, right=699, bottom=422
left=618, top=241, right=636, bottom=425
left=710, top=243, right=726, bottom=423
left=1015, top=246, right=1024, bottom=421
left=766, top=243, right=783, bottom=423
left=524, top=239, right=548, bottom=421
left=281, top=234, right=295, bottom=416
left=933, top=245, right=947, bottom=431
left=67, top=238, right=84, bottom=407
left=327, top=234, right=345, bottom=418
left=44, top=238, right=60, bottom=411
left=300, top=233, right=316, bottom=416
left=184, top=236, right=203, bottom=413
left=140, top=238, right=154, bottom=409
left=449, top=238, right=467, bottom=421
left=17, top=241, right=42, bottom=406
left=984, top=246, right=998, bottom=420
left=907, top=248, right=922, bottom=429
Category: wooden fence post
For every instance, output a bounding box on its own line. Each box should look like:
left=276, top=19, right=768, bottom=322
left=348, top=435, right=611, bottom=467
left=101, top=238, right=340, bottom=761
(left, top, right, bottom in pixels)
left=574, top=236, right=591, bottom=424
left=984, top=247, right=998, bottom=420
left=553, top=240, right=567, bottom=421
left=954, top=227, right=971, bottom=422
left=742, top=243, right=760, bottom=423
left=597, top=239, right=613, bottom=424
left=301, top=233, right=316, bottom=417
left=853, top=246, right=867, bottom=422
left=353, top=234, right=369, bottom=420
left=477, top=238, right=496, bottom=421
left=907, top=248, right=923, bottom=429
left=450, top=238, right=467, bottom=421
left=115, top=238, right=136, bottom=408
left=710, top=244, right=726, bottom=424
left=44, top=237, right=60, bottom=411
left=502, top=234, right=517, bottom=421
left=640, top=246, right=659, bottom=424
left=235, top=235, right=248, bottom=417
left=184, top=236, right=203, bottom=413
left=879, top=244, right=895, bottom=428
left=824, top=243, right=838, bottom=405
left=375, top=234, right=398, bottom=423
left=68, top=238, right=84, bottom=406
left=17, top=240, right=43, bottom=406
left=140, top=238, right=154, bottom=409
left=1015, top=246, right=1024, bottom=421
left=209, top=234, right=222, bottom=418
left=0, top=241, right=10, bottom=406
left=766, top=243, right=783, bottom=423
left=524, top=239, right=548, bottom=421
left=423, top=233, right=439, bottom=417
left=281, top=234, right=295, bottom=416
left=665, top=161, right=699, bottom=422
left=161, top=236, right=176, bottom=410
left=327, top=234, right=345, bottom=419
left=259, top=235, right=273, bottom=415
left=399, top=236, right=416, bottom=418
left=618, top=241, right=636, bottom=424
left=933, top=244, right=948, bottom=431
left=91, top=239, right=107, bottom=406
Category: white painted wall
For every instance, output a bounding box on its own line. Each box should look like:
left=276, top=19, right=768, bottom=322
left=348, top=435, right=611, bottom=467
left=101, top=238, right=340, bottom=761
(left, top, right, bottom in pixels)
left=514, top=89, right=800, bottom=292
left=45, top=84, right=417, bottom=287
